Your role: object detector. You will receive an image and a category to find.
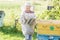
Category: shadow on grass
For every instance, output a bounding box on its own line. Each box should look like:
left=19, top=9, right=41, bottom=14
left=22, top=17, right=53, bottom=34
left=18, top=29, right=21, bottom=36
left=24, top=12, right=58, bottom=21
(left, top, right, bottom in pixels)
left=0, top=26, right=37, bottom=39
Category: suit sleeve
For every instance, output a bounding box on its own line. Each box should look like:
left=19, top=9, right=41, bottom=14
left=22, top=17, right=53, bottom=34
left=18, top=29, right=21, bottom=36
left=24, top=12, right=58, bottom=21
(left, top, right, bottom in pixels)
left=20, top=13, right=26, bottom=24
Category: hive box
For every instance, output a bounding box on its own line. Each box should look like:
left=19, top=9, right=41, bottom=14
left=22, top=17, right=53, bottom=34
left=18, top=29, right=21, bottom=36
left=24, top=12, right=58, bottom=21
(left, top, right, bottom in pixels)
left=37, top=20, right=60, bottom=36
left=0, top=11, right=5, bottom=27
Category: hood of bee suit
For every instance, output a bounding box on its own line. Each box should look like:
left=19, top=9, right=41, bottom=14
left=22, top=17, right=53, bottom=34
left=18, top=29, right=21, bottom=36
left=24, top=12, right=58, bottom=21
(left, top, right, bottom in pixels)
left=21, top=2, right=34, bottom=12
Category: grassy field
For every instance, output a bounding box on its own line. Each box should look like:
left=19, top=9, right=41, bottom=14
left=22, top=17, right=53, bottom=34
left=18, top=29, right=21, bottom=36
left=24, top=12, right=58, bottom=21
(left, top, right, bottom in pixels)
left=0, top=27, right=37, bottom=40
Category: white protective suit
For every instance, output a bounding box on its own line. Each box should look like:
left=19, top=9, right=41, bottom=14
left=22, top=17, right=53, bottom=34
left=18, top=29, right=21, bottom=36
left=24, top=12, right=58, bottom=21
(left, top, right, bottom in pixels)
left=20, top=12, right=36, bottom=36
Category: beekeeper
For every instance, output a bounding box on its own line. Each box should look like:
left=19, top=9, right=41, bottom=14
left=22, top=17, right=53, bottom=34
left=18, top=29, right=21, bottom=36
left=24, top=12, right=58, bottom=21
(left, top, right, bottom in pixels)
left=20, top=2, right=36, bottom=40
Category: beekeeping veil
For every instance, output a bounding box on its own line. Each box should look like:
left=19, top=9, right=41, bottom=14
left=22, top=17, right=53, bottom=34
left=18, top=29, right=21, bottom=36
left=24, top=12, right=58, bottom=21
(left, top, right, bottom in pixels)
left=21, top=2, right=34, bottom=12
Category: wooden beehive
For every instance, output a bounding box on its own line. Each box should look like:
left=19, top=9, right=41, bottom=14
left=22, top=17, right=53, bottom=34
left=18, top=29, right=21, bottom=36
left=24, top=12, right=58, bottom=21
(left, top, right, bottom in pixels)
left=37, top=20, right=60, bottom=36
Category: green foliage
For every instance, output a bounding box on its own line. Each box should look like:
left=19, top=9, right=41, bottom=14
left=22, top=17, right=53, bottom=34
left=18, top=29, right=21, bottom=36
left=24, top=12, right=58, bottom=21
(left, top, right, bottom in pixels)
left=39, top=0, right=60, bottom=20
left=0, top=26, right=36, bottom=40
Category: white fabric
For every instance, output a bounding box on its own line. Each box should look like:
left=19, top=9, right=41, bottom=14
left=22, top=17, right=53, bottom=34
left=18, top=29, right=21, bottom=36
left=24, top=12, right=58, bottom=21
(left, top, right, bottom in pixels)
left=21, top=2, right=34, bottom=12
left=20, top=12, right=36, bottom=35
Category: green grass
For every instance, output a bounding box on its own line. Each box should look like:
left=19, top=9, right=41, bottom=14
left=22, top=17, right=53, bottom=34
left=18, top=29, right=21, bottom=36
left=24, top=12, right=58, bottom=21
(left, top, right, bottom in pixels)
left=0, top=27, right=37, bottom=40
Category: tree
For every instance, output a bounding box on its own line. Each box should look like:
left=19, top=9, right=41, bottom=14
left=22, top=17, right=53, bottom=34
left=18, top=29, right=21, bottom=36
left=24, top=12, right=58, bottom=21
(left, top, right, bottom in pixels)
left=39, top=0, right=60, bottom=20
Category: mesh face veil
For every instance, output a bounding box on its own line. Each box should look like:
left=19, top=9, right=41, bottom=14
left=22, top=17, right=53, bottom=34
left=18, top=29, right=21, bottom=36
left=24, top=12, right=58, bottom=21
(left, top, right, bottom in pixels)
left=21, top=2, right=34, bottom=12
